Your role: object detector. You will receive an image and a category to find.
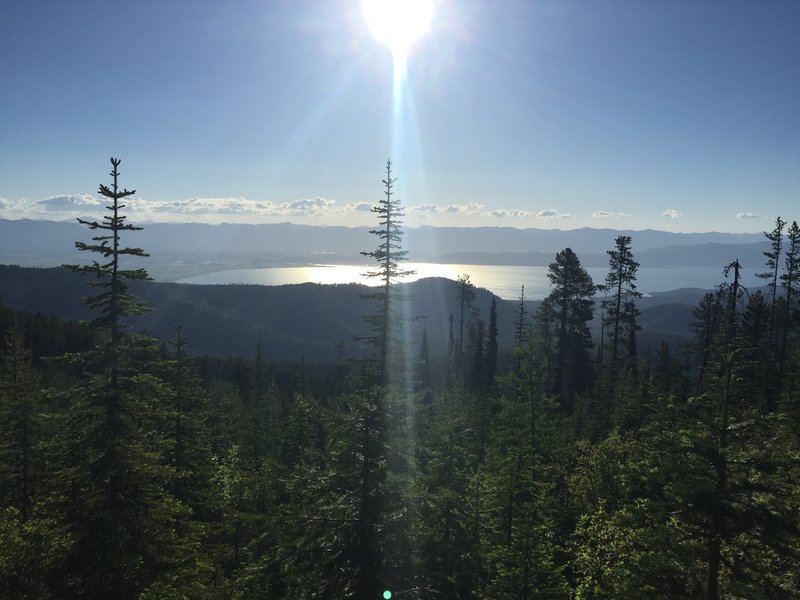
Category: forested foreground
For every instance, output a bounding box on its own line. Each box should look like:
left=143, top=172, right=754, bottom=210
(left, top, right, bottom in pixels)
left=2, top=161, right=800, bottom=599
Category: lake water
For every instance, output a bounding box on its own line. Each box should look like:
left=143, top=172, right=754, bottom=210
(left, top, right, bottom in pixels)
left=175, top=262, right=765, bottom=300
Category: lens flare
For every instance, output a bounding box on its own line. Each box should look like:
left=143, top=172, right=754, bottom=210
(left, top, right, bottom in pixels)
left=362, top=0, right=433, bottom=61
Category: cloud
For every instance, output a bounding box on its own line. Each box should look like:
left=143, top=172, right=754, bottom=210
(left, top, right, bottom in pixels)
left=0, top=196, right=10, bottom=209
left=662, top=209, right=683, bottom=219
left=592, top=210, right=632, bottom=219
left=148, top=197, right=259, bottom=215
left=344, top=202, right=373, bottom=213
left=444, top=202, right=485, bottom=215
left=736, top=212, right=759, bottom=219
left=282, top=196, right=335, bottom=215
left=410, top=203, right=440, bottom=214
left=36, top=193, right=102, bottom=211
left=140, top=196, right=339, bottom=217
left=11, top=193, right=562, bottom=225
left=489, top=208, right=534, bottom=218
left=537, top=208, right=571, bottom=219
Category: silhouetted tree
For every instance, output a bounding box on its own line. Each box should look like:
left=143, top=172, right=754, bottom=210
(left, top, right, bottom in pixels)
left=513, top=285, right=527, bottom=376
left=58, top=158, right=199, bottom=598
left=756, top=216, right=786, bottom=344
left=778, top=221, right=800, bottom=394
left=0, top=327, right=41, bottom=521
left=545, top=248, right=596, bottom=412
left=456, top=273, right=477, bottom=367
left=601, top=235, right=641, bottom=366
left=485, top=296, right=499, bottom=389
left=360, top=159, right=415, bottom=387
left=691, top=289, right=725, bottom=391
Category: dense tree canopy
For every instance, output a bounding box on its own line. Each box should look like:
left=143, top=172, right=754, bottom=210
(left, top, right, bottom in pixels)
left=1, top=163, right=799, bottom=599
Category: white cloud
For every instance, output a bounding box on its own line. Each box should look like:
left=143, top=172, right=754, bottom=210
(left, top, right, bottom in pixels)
left=662, top=209, right=683, bottom=219
left=36, top=193, right=102, bottom=211
left=138, top=196, right=339, bottom=217
left=489, top=208, right=534, bottom=218
left=282, top=196, right=335, bottom=215
left=344, top=202, right=373, bottom=213
left=410, top=203, right=440, bottom=214
left=444, top=202, right=485, bottom=215
left=6, top=193, right=559, bottom=225
left=148, top=197, right=259, bottom=215
left=592, top=210, right=632, bottom=219
left=736, top=212, right=759, bottom=219
left=537, top=208, right=571, bottom=219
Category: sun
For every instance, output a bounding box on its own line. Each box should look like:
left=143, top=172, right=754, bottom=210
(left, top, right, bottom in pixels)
left=362, top=0, right=433, bottom=60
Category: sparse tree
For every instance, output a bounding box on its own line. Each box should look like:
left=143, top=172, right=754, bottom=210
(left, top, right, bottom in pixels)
left=360, top=159, right=415, bottom=387
left=778, top=221, right=800, bottom=394
left=456, top=273, right=477, bottom=365
left=513, top=285, right=527, bottom=376
left=601, top=235, right=642, bottom=366
left=756, top=216, right=786, bottom=342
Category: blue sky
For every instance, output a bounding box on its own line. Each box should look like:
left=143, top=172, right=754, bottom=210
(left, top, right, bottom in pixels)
left=1, top=0, right=798, bottom=231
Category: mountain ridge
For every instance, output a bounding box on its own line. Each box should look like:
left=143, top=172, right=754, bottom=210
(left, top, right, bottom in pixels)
left=0, top=218, right=767, bottom=273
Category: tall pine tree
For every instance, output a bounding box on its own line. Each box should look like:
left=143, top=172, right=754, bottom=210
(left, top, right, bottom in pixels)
left=544, top=248, right=596, bottom=413
left=57, top=158, right=200, bottom=598
left=600, top=235, right=641, bottom=367
left=360, top=159, right=415, bottom=387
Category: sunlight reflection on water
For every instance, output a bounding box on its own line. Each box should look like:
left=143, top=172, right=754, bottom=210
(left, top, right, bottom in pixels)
left=175, top=263, right=763, bottom=300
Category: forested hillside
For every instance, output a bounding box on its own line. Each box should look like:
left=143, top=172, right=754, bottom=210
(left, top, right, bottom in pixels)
left=1, top=161, right=799, bottom=598
left=0, top=265, right=702, bottom=363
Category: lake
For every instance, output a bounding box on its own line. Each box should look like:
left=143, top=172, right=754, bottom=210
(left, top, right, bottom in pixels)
left=175, top=262, right=765, bottom=300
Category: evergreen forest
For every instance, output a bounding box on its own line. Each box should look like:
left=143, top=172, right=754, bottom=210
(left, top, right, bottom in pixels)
left=2, top=159, right=800, bottom=599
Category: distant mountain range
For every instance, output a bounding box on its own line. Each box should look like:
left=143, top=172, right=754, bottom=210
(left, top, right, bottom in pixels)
left=0, top=219, right=769, bottom=280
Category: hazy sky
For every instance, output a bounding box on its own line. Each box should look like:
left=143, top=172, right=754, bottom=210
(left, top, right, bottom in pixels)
left=1, top=0, right=798, bottom=232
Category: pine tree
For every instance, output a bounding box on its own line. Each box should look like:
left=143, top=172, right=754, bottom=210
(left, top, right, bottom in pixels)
left=756, top=216, right=786, bottom=343
left=0, top=327, right=41, bottom=521
left=777, top=220, right=800, bottom=395
left=56, top=158, right=200, bottom=598
left=690, top=289, right=725, bottom=392
left=456, top=274, right=477, bottom=367
left=319, top=160, right=416, bottom=597
left=479, top=309, right=569, bottom=599
left=360, top=159, right=415, bottom=387
left=164, top=326, right=215, bottom=514
left=545, top=248, right=596, bottom=412
left=600, top=235, right=642, bottom=366
left=512, top=285, right=527, bottom=376
left=485, top=296, right=499, bottom=390
left=68, top=158, right=150, bottom=336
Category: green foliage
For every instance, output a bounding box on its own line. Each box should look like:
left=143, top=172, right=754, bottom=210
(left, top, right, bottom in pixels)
left=65, top=158, right=150, bottom=336
left=3, top=197, right=800, bottom=599
left=47, top=159, right=209, bottom=598
left=0, top=507, right=72, bottom=599
left=543, top=248, right=596, bottom=411
left=0, top=328, right=42, bottom=520
left=600, top=235, right=642, bottom=366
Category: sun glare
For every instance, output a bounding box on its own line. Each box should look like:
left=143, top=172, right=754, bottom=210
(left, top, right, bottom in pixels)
left=362, top=0, right=433, bottom=59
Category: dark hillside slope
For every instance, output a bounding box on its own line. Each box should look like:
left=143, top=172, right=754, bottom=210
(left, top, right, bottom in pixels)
left=1, top=265, right=699, bottom=362
left=0, top=266, right=503, bottom=361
